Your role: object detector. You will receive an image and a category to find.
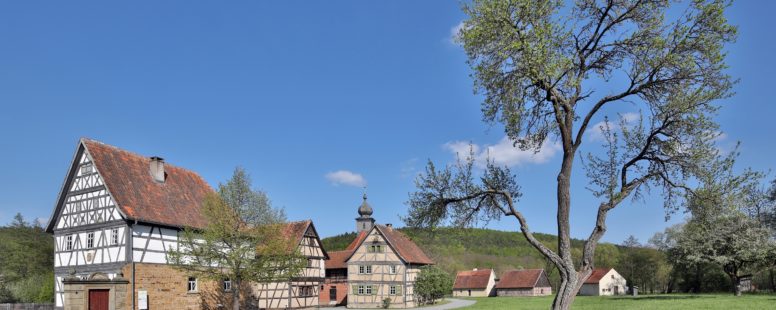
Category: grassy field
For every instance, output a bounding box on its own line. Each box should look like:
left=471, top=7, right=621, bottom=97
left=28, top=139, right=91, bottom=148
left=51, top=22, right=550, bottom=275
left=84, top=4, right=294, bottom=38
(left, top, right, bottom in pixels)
left=460, top=294, right=776, bottom=309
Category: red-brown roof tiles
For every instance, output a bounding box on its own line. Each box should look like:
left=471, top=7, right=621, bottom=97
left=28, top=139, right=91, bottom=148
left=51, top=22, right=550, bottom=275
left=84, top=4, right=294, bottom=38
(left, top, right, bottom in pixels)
left=453, top=269, right=493, bottom=289
left=584, top=268, right=613, bottom=284
left=83, top=139, right=213, bottom=229
left=326, top=250, right=351, bottom=269
left=494, top=269, right=546, bottom=289
left=376, top=225, right=433, bottom=265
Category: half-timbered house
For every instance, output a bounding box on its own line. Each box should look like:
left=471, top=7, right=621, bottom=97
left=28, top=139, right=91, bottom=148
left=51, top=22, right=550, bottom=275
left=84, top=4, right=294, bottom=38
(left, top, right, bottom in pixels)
left=46, top=139, right=327, bottom=310
left=344, top=223, right=433, bottom=308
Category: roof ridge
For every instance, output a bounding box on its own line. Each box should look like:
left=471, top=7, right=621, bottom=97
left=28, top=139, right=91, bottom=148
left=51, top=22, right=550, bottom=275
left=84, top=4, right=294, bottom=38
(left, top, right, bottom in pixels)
left=81, top=138, right=205, bottom=177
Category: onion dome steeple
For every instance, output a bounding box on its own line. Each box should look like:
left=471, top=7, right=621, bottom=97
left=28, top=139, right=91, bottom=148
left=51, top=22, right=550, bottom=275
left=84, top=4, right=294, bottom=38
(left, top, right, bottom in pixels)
left=356, top=192, right=376, bottom=233
left=358, top=193, right=373, bottom=216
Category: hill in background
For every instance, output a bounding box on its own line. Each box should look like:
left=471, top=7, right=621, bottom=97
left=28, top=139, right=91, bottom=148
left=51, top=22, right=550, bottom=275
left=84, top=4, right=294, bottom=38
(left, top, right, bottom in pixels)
left=322, top=227, right=629, bottom=288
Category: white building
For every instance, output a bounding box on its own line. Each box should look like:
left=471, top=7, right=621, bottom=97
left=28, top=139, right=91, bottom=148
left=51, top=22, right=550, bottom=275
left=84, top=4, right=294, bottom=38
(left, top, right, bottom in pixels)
left=579, top=268, right=627, bottom=296
left=46, top=138, right=327, bottom=310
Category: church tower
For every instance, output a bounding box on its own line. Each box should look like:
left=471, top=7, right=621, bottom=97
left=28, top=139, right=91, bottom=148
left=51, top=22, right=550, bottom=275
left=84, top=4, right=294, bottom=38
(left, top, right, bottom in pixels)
left=356, top=193, right=375, bottom=233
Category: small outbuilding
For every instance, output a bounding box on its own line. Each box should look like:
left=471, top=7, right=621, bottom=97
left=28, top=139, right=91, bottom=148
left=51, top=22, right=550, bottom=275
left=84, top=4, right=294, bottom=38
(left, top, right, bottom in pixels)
left=494, top=269, right=552, bottom=297
left=579, top=268, right=627, bottom=296
left=452, top=268, right=496, bottom=297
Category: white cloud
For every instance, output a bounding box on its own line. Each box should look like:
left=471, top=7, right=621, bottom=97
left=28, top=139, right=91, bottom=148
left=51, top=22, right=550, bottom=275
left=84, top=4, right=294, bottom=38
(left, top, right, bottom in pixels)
left=588, top=112, right=641, bottom=142
left=325, top=170, right=367, bottom=187
left=444, top=136, right=560, bottom=167
left=449, top=21, right=465, bottom=44
left=400, top=158, right=420, bottom=178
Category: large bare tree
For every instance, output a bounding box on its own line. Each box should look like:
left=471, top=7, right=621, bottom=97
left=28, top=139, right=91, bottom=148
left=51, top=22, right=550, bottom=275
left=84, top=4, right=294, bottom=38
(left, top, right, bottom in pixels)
left=404, top=0, right=736, bottom=308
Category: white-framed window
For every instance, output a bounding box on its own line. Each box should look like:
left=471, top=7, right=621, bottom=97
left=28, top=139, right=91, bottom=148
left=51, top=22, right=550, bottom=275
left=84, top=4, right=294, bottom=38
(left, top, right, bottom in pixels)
left=80, top=164, right=93, bottom=175
left=188, top=277, right=198, bottom=292
left=389, top=265, right=397, bottom=274
left=111, top=228, right=119, bottom=245
left=358, top=285, right=365, bottom=295
left=359, top=265, right=372, bottom=274
left=87, top=232, right=94, bottom=248
left=390, top=285, right=397, bottom=295
left=368, top=245, right=383, bottom=253
left=365, top=285, right=373, bottom=295
left=66, top=234, right=73, bottom=250
left=223, top=278, right=231, bottom=291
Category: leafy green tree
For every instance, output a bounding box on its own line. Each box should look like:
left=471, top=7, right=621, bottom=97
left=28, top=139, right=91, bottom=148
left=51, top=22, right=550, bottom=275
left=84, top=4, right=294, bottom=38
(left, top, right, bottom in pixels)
left=168, top=167, right=304, bottom=310
left=406, top=0, right=736, bottom=308
left=672, top=155, right=774, bottom=296
left=414, top=266, right=453, bottom=305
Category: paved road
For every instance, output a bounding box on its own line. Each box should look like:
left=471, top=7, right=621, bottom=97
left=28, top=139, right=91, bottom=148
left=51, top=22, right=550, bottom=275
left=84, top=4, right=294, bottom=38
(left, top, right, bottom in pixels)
left=320, top=298, right=476, bottom=310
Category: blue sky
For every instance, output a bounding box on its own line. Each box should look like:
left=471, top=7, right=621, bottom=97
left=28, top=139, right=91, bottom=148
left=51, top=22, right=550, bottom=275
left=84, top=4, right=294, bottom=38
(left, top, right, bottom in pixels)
left=0, top=1, right=773, bottom=245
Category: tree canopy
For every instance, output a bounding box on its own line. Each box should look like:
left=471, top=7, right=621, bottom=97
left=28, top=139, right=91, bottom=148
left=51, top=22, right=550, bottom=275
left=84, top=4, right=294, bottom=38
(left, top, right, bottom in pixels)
left=406, top=0, right=737, bottom=308
left=168, top=167, right=304, bottom=310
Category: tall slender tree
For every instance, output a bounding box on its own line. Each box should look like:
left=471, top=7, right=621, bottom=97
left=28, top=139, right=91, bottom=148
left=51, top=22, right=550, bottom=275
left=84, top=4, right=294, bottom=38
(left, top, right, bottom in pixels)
left=405, top=0, right=736, bottom=308
left=168, top=167, right=304, bottom=310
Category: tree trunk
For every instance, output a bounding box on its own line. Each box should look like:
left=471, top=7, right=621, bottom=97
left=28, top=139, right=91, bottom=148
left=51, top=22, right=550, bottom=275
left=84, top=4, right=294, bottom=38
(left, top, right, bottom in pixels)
left=728, top=273, right=741, bottom=296
left=551, top=267, right=579, bottom=310
left=232, top=279, right=241, bottom=310
left=550, top=148, right=578, bottom=310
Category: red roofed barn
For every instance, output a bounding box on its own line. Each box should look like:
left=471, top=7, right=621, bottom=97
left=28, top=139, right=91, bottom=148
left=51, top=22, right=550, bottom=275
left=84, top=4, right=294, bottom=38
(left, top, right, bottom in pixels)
left=453, top=268, right=496, bottom=297
left=494, top=269, right=553, bottom=297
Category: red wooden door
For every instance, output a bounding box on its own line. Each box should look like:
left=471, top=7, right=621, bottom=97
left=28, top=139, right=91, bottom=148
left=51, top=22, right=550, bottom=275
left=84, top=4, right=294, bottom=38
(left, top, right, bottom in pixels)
left=89, top=289, right=110, bottom=310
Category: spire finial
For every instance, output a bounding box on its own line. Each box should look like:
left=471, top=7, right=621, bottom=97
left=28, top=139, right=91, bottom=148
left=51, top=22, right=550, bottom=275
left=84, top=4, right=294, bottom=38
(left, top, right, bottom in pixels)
left=363, top=186, right=367, bottom=200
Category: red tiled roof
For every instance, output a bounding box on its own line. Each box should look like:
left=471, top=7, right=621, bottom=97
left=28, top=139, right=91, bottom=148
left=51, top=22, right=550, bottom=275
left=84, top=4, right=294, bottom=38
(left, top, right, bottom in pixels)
left=83, top=139, right=213, bottom=229
left=376, top=225, right=433, bottom=265
left=584, top=268, right=613, bottom=284
left=346, top=231, right=368, bottom=251
left=494, top=269, right=545, bottom=289
left=453, top=269, right=493, bottom=289
left=326, top=250, right=351, bottom=269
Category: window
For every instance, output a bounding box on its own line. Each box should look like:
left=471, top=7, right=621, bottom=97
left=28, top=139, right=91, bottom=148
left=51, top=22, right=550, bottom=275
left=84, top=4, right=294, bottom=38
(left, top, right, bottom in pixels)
left=111, top=228, right=119, bottom=245
left=389, top=265, right=398, bottom=274
left=359, top=265, right=372, bottom=274
left=223, top=278, right=231, bottom=292
left=307, top=259, right=314, bottom=268
left=358, top=285, right=365, bottom=295
left=367, top=245, right=383, bottom=253
left=87, top=232, right=94, bottom=248
left=66, top=235, right=73, bottom=250
left=390, top=285, right=397, bottom=295
left=365, top=285, right=373, bottom=295
left=299, top=286, right=314, bottom=297
left=188, top=277, right=198, bottom=292
left=80, top=164, right=93, bottom=175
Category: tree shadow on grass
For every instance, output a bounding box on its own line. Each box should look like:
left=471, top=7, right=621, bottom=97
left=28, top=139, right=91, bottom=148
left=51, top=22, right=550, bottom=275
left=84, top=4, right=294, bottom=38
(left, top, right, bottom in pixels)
left=611, top=295, right=707, bottom=301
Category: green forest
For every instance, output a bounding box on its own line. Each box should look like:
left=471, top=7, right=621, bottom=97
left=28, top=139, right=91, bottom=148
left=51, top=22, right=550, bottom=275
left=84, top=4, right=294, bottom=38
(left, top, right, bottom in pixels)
left=0, top=214, right=55, bottom=303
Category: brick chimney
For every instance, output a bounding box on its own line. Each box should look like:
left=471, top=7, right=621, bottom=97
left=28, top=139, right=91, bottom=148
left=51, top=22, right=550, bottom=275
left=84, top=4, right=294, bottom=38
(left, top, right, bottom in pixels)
left=149, top=156, right=165, bottom=183
left=385, top=223, right=393, bottom=231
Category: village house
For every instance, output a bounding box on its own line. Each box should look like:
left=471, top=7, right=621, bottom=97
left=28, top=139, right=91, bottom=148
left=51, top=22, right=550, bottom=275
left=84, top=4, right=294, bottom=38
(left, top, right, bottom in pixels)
left=578, top=268, right=627, bottom=296
left=45, top=139, right=328, bottom=310
left=494, top=269, right=552, bottom=297
left=452, top=268, right=496, bottom=297
left=320, top=196, right=434, bottom=308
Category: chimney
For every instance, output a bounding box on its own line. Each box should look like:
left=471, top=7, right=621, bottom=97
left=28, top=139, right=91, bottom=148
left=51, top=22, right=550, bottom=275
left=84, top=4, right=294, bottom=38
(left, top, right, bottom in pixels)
left=385, top=223, right=393, bottom=231
left=149, top=156, right=165, bottom=183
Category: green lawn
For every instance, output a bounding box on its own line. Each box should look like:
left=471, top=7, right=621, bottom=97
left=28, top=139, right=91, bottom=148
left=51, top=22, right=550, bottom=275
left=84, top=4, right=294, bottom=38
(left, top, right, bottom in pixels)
left=460, top=294, right=776, bottom=309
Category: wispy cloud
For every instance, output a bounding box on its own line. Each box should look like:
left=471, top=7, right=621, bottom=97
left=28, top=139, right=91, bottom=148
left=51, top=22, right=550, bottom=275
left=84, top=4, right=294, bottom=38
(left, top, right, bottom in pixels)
left=444, top=136, right=560, bottom=167
left=400, top=158, right=419, bottom=178
left=325, top=170, right=367, bottom=187
left=587, top=112, right=641, bottom=142
left=449, top=21, right=465, bottom=45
